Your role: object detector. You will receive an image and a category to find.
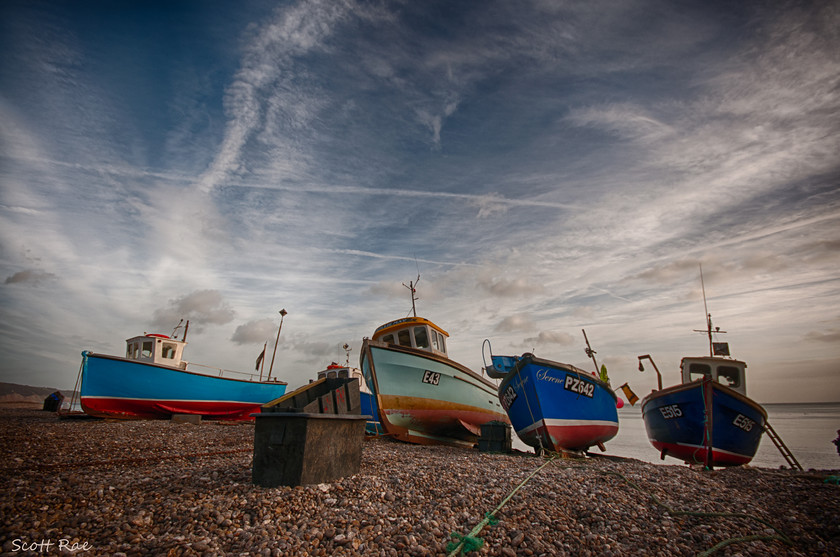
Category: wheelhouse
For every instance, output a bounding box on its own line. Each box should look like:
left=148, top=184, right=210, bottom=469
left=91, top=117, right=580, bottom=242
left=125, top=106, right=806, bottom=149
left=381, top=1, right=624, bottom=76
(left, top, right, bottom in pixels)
left=680, top=356, right=747, bottom=396
left=317, top=364, right=363, bottom=381
left=125, top=334, right=187, bottom=369
left=371, top=316, right=449, bottom=358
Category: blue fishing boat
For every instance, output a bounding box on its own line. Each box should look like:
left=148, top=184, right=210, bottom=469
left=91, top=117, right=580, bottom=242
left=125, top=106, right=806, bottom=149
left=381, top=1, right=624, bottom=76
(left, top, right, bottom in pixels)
left=484, top=334, right=619, bottom=453
left=78, top=320, right=288, bottom=421
left=637, top=273, right=767, bottom=467
left=360, top=278, right=508, bottom=446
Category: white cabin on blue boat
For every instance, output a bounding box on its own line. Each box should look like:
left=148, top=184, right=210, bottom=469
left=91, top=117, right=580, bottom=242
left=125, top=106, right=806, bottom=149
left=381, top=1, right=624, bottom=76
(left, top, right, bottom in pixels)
left=125, top=334, right=187, bottom=369
left=680, top=356, right=747, bottom=396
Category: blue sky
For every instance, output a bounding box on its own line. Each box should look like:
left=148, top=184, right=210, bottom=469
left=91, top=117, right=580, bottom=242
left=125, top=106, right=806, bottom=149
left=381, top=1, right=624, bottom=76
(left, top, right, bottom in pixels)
left=1, top=0, right=838, bottom=403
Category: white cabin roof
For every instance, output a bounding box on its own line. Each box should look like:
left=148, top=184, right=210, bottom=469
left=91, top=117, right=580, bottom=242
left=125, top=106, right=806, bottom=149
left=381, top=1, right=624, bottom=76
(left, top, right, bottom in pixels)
left=125, top=334, right=187, bottom=369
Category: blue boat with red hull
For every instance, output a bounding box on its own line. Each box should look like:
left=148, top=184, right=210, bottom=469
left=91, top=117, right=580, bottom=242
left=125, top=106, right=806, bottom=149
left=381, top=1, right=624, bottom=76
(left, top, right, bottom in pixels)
left=640, top=362, right=766, bottom=466
left=79, top=322, right=287, bottom=421
left=638, top=274, right=767, bottom=468
left=485, top=340, right=619, bottom=454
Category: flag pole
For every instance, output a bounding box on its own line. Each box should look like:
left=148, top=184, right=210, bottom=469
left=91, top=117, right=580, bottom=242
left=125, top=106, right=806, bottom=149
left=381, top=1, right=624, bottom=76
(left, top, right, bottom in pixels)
left=258, top=341, right=267, bottom=381
left=268, top=309, right=287, bottom=381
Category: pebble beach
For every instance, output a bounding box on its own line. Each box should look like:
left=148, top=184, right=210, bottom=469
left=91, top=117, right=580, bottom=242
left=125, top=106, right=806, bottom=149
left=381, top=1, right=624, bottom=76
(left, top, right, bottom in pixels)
left=1, top=408, right=838, bottom=557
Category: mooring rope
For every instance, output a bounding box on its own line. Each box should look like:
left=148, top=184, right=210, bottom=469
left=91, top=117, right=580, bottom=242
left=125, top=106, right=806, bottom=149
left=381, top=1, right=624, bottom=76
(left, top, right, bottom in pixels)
left=446, top=454, right=558, bottom=556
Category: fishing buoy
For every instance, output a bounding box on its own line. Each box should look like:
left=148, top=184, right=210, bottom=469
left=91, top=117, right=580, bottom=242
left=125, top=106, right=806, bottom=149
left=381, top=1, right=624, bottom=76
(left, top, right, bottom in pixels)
left=616, top=397, right=625, bottom=409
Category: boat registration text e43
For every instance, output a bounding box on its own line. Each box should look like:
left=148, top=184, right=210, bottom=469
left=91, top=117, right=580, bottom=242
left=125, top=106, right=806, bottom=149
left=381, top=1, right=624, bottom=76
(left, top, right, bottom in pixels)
left=422, top=370, right=441, bottom=385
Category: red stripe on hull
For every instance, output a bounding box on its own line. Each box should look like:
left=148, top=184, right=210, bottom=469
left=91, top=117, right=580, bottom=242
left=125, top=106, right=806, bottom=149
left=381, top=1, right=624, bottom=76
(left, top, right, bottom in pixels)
left=526, top=423, right=619, bottom=451
left=650, top=440, right=753, bottom=467
left=81, top=397, right=262, bottom=421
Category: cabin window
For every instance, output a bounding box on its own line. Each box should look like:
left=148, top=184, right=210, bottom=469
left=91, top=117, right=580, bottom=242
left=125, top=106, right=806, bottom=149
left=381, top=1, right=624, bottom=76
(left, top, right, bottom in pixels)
left=141, top=341, right=153, bottom=358
left=414, top=326, right=429, bottom=349
left=383, top=334, right=395, bottom=345
left=716, top=366, right=741, bottom=388
left=431, top=331, right=440, bottom=351
left=437, top=332, right=446, bottom=353
left=397, top=329, right=412, bottom=347
left=327, top=371, right=336, bottom=378
left=688, top=363, right=711, bottom=382
left=161, top=343, right=177, bottom=359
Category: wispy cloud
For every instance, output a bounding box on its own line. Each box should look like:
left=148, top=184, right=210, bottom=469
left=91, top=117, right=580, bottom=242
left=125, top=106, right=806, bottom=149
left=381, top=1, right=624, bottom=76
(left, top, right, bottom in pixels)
left=4, top=269, right=56, bottom=286
left=152, top=290, right=236, bottom=332
left=231, top=319, right=278, bottom=345
left=522, top=330, right=577, bottom=350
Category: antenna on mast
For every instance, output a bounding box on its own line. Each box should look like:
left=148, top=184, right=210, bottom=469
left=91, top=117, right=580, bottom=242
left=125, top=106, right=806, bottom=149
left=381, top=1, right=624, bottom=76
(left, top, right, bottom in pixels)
left=342, top=343, right=351, bottom=367
left=694, top=264, right=726, bottom=357
left=403, top=273, right=420, bottom=317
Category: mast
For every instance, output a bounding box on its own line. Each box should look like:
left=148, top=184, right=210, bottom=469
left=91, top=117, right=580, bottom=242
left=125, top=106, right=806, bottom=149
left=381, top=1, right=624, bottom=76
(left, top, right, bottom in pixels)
left=171, top=319, right=185, bottom=339
left=402, top=274, right=420, bottom=317
left=582, top=329, right=599, bottom=372
left=259, top=341, right=267, bottom=381
left=268, top=309, right=287, bottom=380
left=695, top=265, right=725, bottom=357
left=700, top=265, right=712, bottom=356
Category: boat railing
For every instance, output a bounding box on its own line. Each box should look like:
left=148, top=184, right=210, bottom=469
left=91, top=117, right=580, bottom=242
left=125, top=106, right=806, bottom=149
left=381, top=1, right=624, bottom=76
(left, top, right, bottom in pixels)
left=185, top=362, right=275, bottom=383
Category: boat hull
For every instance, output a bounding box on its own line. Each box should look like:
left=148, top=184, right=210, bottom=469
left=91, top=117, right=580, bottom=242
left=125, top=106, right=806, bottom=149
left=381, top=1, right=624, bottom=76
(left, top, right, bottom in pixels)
left=499, top=354, right=619, bottom=452
left=641, top=379, right=767, bottom=466
left=80, top=351, right=287, bottom=420
left=361, top=341, right=508, bottom=446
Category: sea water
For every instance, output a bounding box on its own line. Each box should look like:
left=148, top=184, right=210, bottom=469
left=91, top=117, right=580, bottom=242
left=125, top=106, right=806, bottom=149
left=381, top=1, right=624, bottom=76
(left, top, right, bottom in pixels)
left=512, top=402, right=840, bottom=470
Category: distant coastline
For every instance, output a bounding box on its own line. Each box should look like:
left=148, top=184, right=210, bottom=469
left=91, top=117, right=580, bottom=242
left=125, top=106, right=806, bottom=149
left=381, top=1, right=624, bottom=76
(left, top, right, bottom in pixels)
left=0, top=382, right=78, bottom=408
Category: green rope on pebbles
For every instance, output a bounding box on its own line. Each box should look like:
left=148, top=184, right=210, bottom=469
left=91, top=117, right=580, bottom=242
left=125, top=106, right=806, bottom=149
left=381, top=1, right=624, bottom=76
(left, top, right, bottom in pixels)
left=446, top=532, right=484, bottom=554
left=446, top=455, right=558, bottom=556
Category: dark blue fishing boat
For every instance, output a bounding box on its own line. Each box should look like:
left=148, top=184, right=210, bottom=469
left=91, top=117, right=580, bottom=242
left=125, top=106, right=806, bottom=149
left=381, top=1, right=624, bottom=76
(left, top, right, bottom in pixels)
left=638, top=273, right=767, bottom=467
left=639, top=355, right=766, bottom=467
left=484, top=336, right=619, bottom=453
